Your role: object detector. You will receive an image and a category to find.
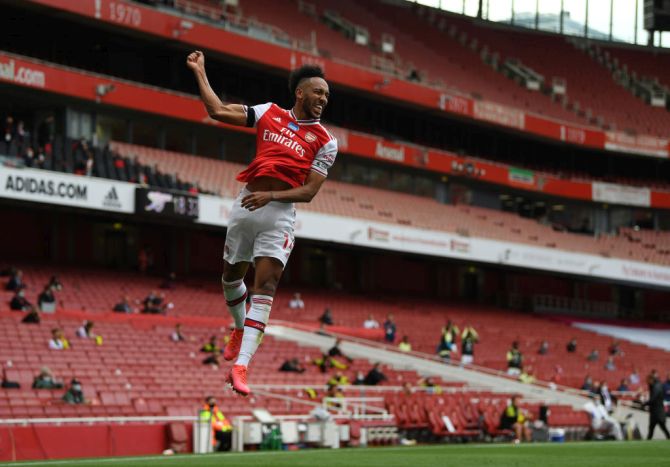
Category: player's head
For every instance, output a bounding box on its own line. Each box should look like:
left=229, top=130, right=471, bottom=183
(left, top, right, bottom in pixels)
left=289, top=65, right=329, bottom=119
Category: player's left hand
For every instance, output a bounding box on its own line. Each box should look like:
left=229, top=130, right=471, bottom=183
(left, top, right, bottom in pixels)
left=241, top=192, right=272, bottom=211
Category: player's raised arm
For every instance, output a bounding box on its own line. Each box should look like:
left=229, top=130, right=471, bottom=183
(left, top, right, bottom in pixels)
left=186, top=51, right=247, bottom=126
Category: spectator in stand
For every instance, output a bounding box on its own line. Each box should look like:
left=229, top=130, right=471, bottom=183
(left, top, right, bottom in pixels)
left=609, top=340, right=622, bottom=356
left=288, top=293, right=305, bottom=310
left=47, top=276, right=63, bottom=291
left=499, top=395, right=531, bottom=443
left=35, top=146, right=46, bottom=169
left=437, top=337, right=452, bottom=362
left=48, top=328, right=70, bottom=350
left=171, top=323, right=186, bottom=342
left=32, top=367, right=63, bottom=389
left=319, top=308, right=333, bottom=326
left=23, top=147, right=35, bottom=167
left=398, top=335, right=412, bottom=352
left=15, top=120, right=28, bottom=143
left=519, top=366, right=536, bottom=385
left=566, top=338, right=577, bottom=353
left=538, top=340, right=549, bottom=355
left=22, top=308, right=40, bottom=324
left=328, top=338, right=352, bottom=364
left=327, top=371, right=349, bottom=387
left=418, top=377, right=442, bottom=394
left=440, top=320, right=460, bottom=353
left=587, top=349, right=599, bottom=362
left=6, top=269, right=24, bottom=291
left=630, top=367, right=641, bottom=386
left=37, top=285, right=56, bottom=312
left=645, top=372, right=670, bottom=439
left=76, top=321, right=102, bottom=345
left=583, top=394, right=623, bottom=441
left=460, top=325, right=478, bottom=365
left=604, top=356, right=616, bottom=371
left=279, top=358, right=305, bottom=373
left=142, top=290, right=168, bottom=314
left=3, top=116, right=14, bottom=143
left=200, top=336, right=221, bottom=354
left=363, top=363, right=387, bottom=386
left=113, top=296, right=133, bottom=313
left=352, top=371, right=366, bottom=385
left=617, top=379, right=630, bottom=392
left=363, top=314, right=379, bottom=329
left=62, top=379, right=85, bottom=404
left=506, top=341, right=523, bottom=376
left=581, top=375, right=594, bottom=392
left=10, top=290, right=32, bottom=311
left=202, top=352, right=221, bottom=367
left=383, top=314, right=396, bottom=343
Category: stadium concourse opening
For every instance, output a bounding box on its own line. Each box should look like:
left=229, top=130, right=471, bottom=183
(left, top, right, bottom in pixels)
left=1, top=0, right=670, bottom=462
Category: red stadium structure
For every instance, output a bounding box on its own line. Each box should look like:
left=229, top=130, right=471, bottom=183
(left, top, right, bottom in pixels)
left=1, top=0, right=670, bottom=461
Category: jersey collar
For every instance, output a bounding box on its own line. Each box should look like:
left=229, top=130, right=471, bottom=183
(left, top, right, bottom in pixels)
left=289, top=109, right=320, bottom=124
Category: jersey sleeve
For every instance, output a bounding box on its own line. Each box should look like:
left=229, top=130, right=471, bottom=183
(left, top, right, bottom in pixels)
left=310, top=137, right=338, bottom=177
left=243, top=102, right=273, bottom=128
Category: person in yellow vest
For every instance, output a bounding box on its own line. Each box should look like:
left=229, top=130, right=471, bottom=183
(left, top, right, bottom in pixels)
left=200, top=396, right=232, bottom=451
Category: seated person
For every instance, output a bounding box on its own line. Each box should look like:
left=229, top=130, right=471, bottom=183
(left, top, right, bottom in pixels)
left=10, top=290, right=31, bottom=311
left=279, top=358, right=305, bottom=373
left=616, top=378, right=629, bottom=392
left=328, top=338, right=353, bottom=363
left=499, top=395, right=531, bottom=443
left=171, top=324, right=186, bottom=342
left=113, top=296, right=133, bottom=313
left=142, top=291, right=166, bottom=314
left=5, top=269, right=24, bottom=291
left=537, top=340, right=549, bottom=355
left=32, top=367, right=63, bottom=389
left=327, top=371, right=349, bottom=387
left=418, top=376, right=442, bottom=394
left=37, top=285, right=56, bottom=311
left=48, top=275, right=63, bottom=291
left=352, top=371, right=366, bottom=385
left=363, top=363, right=387, bottom=386
left=22, top=308, right=40, bottom=324
left=202, top=353, right=221, bottom=367
left=48, top=328, right=70, bottom=350
left=363, top=314, right=379, bottom=329
left=200, top=336, right=221, bottom=354
left=587, top=349, right=599, bottom=362
left=566, top=338, right=577, bottom=353
left=506, top=341, right=523, bottom=376
left=398, top=335, right=412, bottom=352
left=288, top=293, right=305, bottom=310
left=62, top=379, right=85, bottom=404
left=76, top=321, right=102, bottom=344
left=319, top=308, right=334, bottom=326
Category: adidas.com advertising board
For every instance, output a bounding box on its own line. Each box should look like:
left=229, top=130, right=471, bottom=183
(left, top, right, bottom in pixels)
left=0, top=166, right=134, bottom=213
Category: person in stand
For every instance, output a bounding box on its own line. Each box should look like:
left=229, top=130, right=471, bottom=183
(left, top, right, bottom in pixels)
left=10, top=290, right=32, bottom=311
left=566, top=338, right=577, bottom=353
left=288, top=293, right=304, bottom=309
left=113, top=296, right=133, bottom=313
left=48, top=328, right=70, bottom=350
left=5, top=269, right=24, bottom=291
left=199, top=396, right=232, bottom=451
left=363, top=314, right=379, bottom=329
left=398, top=335, right=412, bottom=352
left=328, top=338, right=353, bottom=364
left=279, top=358, right=305, bottom=373
left=440, top=320, right=460, bottom=354
left=171, top=324, right=186, bottom=342
left=363, top=363, right=387, bottom=386
left=538, top=340, right=549, bottom=355
left=460, top=325, right=478, bottom=365
left=200, top=336, right=221, bottom=354
left=383, top=314, right=396, bottom=344
left=22, top=307, right=40, bottom=324
left=37, top=285, right=56, bottom=311
left=319, top=308, right=334, bottom=326
left=506, top=341, right=523, bottom=376
left=499, top=395, right=531, bottom=443
left=32, top=367, right=63, bottom=389
left=645, top=372, right=670, bottom=440
left=62, top=379, right=85, bottom=404
left=587, top=349, right=599, bottom=362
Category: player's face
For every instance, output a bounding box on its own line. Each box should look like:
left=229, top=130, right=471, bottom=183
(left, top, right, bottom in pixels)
left=300, top=77, right=329, bottom=119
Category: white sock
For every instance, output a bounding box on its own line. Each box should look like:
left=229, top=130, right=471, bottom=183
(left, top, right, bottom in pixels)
left=222, top=278, right=248, bottom=329
left=235, top=295, right=272, bottom=367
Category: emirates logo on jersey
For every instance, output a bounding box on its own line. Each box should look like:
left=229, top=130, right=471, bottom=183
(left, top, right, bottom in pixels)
left=305, top=132, right=317, bottom=143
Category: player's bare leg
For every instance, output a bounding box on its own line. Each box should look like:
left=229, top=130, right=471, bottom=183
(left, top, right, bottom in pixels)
left=227, top=257, right=284, bottom=396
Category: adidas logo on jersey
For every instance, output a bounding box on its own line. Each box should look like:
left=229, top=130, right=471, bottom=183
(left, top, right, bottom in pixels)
left=272, top=117, right=282, bottom=123
left=103, top=187, right=122, bottom=209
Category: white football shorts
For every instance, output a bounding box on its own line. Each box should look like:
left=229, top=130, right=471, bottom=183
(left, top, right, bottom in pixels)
left=223, top=188, right=296, bottom=267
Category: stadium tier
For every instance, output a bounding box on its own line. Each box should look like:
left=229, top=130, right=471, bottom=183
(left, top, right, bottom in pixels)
left=3, top=266, right=669, bottom=392
left=109, top=141, right=670, bottom=266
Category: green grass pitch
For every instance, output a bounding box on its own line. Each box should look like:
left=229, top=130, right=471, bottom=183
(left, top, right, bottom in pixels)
left=2, top=441, right=669, bottom=467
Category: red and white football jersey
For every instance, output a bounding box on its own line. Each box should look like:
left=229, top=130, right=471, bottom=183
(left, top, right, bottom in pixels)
left=236, top=103, right=338, bottom=188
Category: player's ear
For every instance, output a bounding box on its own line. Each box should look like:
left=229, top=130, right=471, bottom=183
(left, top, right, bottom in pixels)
left=295, top=86, right=304, bottom=101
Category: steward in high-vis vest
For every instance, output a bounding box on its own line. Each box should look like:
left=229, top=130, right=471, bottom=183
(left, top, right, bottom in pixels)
left=200, top=396, right=232, bottom=451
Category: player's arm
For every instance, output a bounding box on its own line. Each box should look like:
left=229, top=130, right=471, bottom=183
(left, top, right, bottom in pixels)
left=241, top=172, right=326, bottom=211
left=186, top=51, right=247, bottom=126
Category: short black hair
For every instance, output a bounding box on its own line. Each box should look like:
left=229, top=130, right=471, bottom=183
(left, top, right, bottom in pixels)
left=288, top=65, right=325, bottom=97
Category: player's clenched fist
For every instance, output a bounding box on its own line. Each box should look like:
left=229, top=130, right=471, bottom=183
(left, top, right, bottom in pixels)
left=186, top=51, right=205, bottom=71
